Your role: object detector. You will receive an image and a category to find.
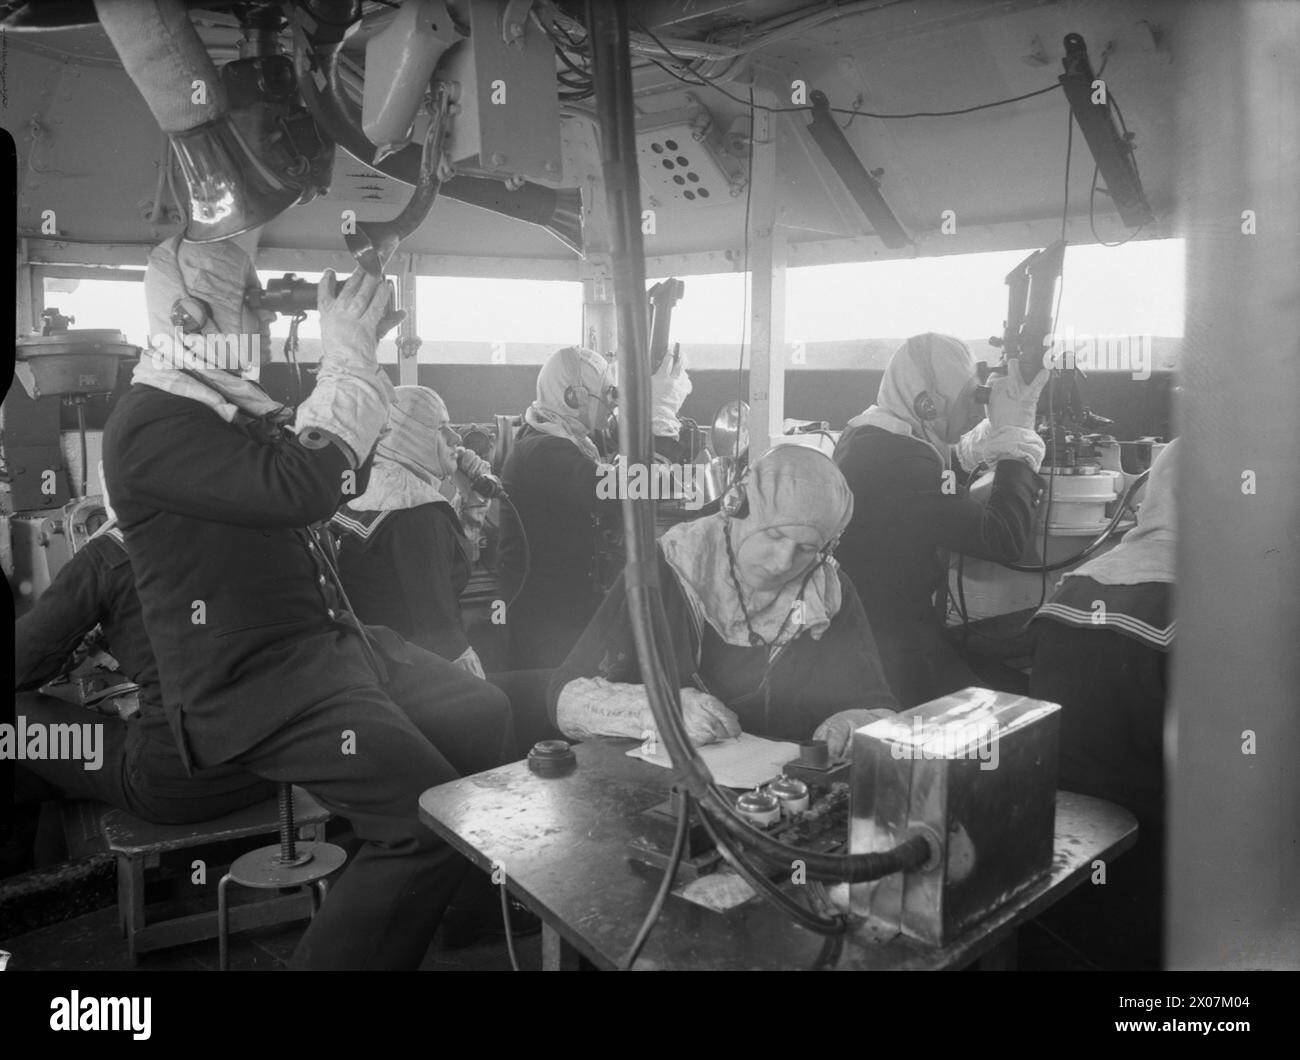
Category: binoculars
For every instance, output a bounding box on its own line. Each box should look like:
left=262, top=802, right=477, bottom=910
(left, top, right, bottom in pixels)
left=246, top=273, right=340, bottom=315
left=250, top=272, right=399, bottom=317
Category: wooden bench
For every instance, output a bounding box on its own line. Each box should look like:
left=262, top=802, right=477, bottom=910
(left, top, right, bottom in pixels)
left=62, top=788, right=332, bottom=963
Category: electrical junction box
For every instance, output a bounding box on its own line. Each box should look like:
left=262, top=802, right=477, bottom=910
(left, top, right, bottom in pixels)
left=849, top=688, right=1060, bottom=946
left=9, top=512, right=74, bottom=616
left=438, top=0, right=563, bottom=183
left=636, top=105, right=747, bottom=207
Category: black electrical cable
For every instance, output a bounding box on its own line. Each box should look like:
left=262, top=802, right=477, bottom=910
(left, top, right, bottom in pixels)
left=1061, top=107, right=1074, bottom=243
left=1036, top=373, right=1057, bottom=609
left=999, top=468, right=1149, bottom=575
left=497, top=492, right=532, bottom=616
left=536, top=3, right=588, bottom=52
left=621, top=789, right=691, bottom=970
left=952, top=105, right=1072, bottom=638
left=1089, top=163, right=1148, bottom=248
left=1034, top=105, right=1074, bottom=605
left=734, top=83, right=755, bottom=478
left=499, top=880, right=522, bottom=972
left=1088, top=91, right=1150, bottom=246
left=698, top=768, right=929, bottom=882
left=587, top=0, right=933, bottom=903
left=636, top=21, right=1062, bottom=119
left=1110, top=93, right=1130, bottom=137
left=695, top=796, right=846, bottom=935
left=551, top=39, right=593, bottom=78
left=956, top=549, right=971, bottom=640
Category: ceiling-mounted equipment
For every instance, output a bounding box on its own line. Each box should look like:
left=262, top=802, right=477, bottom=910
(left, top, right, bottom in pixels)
left=0, top=0, right=97, bottom=29
left=805, top=89, right=910, bottom=248
left=346, top=81, right=452, bottom=276
left=360, top=0, right=463, bottom=163
left=636, top=104, right=748, bottom=206
left=437, top=0, right=565, bottom=184
left=1058, top=33, right=1154, bottom=229
left=291, top=2, right=585, bottom=256
left=93, top=0, right=333, bottom=242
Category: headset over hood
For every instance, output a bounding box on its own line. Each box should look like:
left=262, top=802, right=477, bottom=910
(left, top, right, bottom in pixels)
left=848, top=332, right=983, bottom=464
left=348, top=385, right=458, bottom=512
left=135, top=235, right=284, bottom=423
left=660, top=445, right=854, bottom=648
left=524, top=345, right=614, bottom=462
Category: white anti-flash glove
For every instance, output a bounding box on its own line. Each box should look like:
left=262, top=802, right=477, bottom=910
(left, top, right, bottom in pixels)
left=956, top=418, right=993, bottom=473
left=556, top=677, right=740, bottom=746
left=957, top=419, right=1046, bottom=473
left=455, top=446, right=493, bottom=481
left=650, top=351, right=692, bottom=439
left=452, top=645, right=485, bottom=679
left=985, top=358, right=1050, bottom=432
left=295, top=271, right=396, bottom=466
left=812, top=708, right=896, bottom=759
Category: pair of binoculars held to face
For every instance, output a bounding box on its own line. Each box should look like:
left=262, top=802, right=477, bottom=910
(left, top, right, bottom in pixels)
left=246, top=273, right=340, bottom=315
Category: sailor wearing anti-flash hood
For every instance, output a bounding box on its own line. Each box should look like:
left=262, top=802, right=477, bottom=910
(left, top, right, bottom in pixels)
left=834, top=333, right=1049, bottom=708
left=102, top=236, right=514, bottom=970
left=549, top=445, right=898, bottom=756
left=332, top=385, right=488, bottom=676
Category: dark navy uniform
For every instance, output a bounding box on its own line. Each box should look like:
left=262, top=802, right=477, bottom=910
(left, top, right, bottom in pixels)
left=834, top=424, right=1042, bottom=707
left=497, top=425, right=622, bottom=670
left=549, top=549, right=897, bottom=739
left=102, top=384, right=513, bottom=970
left=14, top=528, right=273, bottom=823
left=333, top=502, right=472, bottom=662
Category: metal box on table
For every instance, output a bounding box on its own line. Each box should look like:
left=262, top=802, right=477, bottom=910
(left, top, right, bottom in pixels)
left=849, top=688, right=1060, bottom=946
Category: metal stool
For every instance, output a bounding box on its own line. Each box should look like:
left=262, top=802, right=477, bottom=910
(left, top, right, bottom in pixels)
left=217, top=782, right=346, bottom=970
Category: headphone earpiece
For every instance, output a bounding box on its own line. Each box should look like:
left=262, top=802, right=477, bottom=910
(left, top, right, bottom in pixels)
left=559, top=346, right=591, bottom=409
left=721, top=482, right=749, bottom=520
left=913, top=390, right=940, bottom=422
left=170, top=296, right=213, bottom=335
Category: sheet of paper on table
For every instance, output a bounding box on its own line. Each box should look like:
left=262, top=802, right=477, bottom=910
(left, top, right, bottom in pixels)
left=626, top=732, right=800, bottom=789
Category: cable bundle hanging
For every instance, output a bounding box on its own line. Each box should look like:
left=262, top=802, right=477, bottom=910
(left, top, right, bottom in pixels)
left=584, top=1, right=931, bottom=959
left=533, top=2, right=595, bottom=101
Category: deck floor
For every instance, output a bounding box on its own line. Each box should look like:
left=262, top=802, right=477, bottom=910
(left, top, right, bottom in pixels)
left=1, top=900, right=546, bottom=971
left=2, top=901, right=1090, bottom=971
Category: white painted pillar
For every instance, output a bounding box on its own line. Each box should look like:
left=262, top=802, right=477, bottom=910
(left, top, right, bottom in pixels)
left=581, top=257, right=617, bottom=356
left=746, top=91, right=787, bottom=458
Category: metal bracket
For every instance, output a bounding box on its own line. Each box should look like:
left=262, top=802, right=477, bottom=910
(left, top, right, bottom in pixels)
left=502, top=0, right=535, bottom=46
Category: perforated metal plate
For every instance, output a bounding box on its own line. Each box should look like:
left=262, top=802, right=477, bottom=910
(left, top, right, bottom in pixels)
left=636, top=109, right=744, bottom=207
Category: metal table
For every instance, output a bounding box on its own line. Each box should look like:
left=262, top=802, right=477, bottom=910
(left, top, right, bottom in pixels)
left=419, top=739, right=1137, bottom=970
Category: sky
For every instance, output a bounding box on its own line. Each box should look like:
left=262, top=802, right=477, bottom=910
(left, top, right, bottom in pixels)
left=37, top=238, right=1184, bottom=357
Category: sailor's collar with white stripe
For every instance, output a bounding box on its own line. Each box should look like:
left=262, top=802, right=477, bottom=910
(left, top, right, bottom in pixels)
left=330, top=508, right=394, bottom=542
